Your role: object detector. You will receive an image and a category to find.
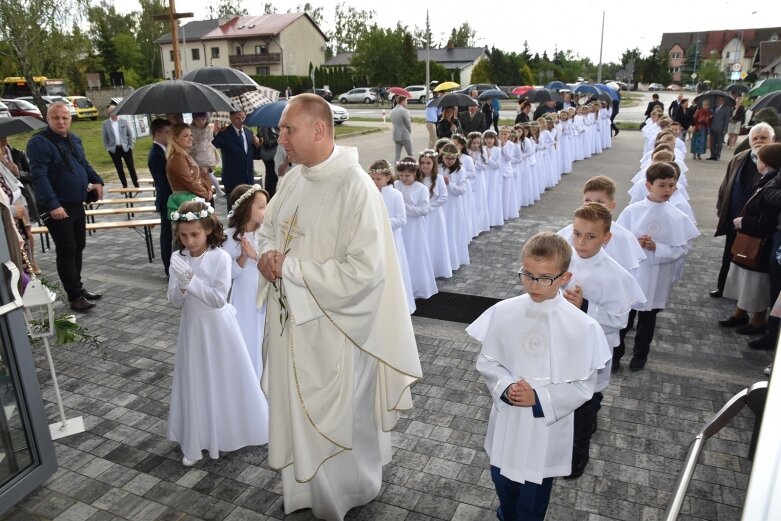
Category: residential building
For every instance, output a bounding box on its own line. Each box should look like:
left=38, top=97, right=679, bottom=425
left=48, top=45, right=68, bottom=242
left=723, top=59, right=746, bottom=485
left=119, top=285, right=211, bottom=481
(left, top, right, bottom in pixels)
left=156, top=13, right=328, bottom=79
left=323, top=46, right=489, bottom=87
left=660, top=27, right=781, bottom=83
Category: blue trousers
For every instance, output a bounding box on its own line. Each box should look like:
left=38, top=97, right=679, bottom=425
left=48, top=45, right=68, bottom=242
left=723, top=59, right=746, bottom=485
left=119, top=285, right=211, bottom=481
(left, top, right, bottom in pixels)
left=490, top=466, right=553, bottom=521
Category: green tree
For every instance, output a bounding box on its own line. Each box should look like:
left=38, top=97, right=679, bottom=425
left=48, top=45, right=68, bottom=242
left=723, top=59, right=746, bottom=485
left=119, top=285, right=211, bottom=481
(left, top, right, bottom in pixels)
left=134, top=0, right=167, bottom=81
left=448, top=22, right=476, bottom=47
left=698, top=59, right=724, bottom=87
left=0, top=0, right=89, bottom=113
left=294, top=3, right=324, bottom=26
left=88, top=1, right=135, bottom=77
left=331, top=2, right=374, bottom=55
left=352, top=24, right=418, bottom=85
left=519, top=62, right=534, bottom=86
left=470, top=59, right=491, bottom=83
left=207, top=0, right=248, bottom=18
left=641, top=46, right=671, bottom=85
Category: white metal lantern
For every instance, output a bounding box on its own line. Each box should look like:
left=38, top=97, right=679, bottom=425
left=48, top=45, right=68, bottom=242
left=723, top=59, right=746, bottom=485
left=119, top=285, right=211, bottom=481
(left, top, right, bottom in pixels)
left=21, top=279, right=85, bottom=440
left=22, top=279, right=56, bottom=339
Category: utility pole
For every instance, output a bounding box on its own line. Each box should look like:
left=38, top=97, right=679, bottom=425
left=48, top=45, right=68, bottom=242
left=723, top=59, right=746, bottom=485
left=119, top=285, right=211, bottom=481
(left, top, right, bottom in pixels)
left=425, top=11, right=431, bottom=103
left=597, top=11, right=605, bottom=83
left=153, top=0, right=193, bottom=79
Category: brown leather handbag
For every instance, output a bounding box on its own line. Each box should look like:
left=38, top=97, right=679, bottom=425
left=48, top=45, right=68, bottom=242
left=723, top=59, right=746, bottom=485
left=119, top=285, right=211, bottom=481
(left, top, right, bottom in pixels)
left=731, top=232, right=765, bottom=269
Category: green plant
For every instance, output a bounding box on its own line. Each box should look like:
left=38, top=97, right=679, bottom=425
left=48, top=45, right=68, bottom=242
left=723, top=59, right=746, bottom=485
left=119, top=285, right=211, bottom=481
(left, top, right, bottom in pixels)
left=30, top=277, right=104, bottom=357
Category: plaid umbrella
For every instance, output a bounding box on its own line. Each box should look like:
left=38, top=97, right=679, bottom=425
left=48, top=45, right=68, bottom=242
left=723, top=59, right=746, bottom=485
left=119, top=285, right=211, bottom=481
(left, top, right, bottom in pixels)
left=210, top=87, right=280, bottom=127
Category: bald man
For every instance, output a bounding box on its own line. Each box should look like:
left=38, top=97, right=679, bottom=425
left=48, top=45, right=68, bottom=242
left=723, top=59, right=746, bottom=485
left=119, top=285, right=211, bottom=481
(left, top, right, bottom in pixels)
left=256, top=94, right=422, bottom=520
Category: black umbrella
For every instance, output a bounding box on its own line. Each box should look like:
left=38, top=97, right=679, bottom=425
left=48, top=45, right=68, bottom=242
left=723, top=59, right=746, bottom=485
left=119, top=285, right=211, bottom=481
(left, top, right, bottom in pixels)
left=526, top=88, right=563, bottom=104
left=0, top=116, right=47, bottom=138
left=725, top=83, right=749, bottom=95
left=431, top=92, right=478, bottom=108
left=749, top=91, right=781, bottom=113
left=181, top=66, right=260, bottom=94
left=477, top=89, right=509, bottom=101
left=693, top=90, right=736, bottom=108
left=112, top=80, right=236, bottom=116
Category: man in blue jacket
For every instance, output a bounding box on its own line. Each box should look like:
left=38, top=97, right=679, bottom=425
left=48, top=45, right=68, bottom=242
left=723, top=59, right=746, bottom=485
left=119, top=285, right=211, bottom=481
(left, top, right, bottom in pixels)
left=26, top=102, right=104, bottom=311
left=148, top=118, right=172, bottom=278
left=212, top=110, right=260, bottom=208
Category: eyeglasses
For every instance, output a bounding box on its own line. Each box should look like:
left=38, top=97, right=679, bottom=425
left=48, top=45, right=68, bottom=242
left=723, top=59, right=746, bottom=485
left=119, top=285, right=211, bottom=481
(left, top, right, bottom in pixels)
left=518, top=269, right=565, bottom=287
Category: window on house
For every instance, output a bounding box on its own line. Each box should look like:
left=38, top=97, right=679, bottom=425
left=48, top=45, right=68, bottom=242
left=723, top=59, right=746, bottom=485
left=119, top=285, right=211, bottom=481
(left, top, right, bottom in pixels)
left=671, top=52, right=681, bottom=60
left=191, top=48, right=200, bottom=61
left=256, top=66, right=270, bottom=76
left=236, top=47, right=242, bottom=56
left=254, top=45, right=268, bottom=55
left=169, top=50, right=174, bottom=61
left=211, top=47, right=220, bottom=59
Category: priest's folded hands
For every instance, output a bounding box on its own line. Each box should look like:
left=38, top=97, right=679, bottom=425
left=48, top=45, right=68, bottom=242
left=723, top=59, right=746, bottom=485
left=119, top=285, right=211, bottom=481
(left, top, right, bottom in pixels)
left=258, top=249, right=286, bottom=281
left=505, top=380, right=536, bottom=407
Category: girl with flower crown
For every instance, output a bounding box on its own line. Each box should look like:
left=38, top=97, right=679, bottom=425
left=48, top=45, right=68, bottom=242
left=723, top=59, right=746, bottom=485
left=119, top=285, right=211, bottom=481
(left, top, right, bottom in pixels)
left=222, top=184, right=270, bottom=379
left=438, top=143, right=471, bottom=269
left=419, top=148, right=452, bottom=279
left=167, top=198, right=268, bottom=467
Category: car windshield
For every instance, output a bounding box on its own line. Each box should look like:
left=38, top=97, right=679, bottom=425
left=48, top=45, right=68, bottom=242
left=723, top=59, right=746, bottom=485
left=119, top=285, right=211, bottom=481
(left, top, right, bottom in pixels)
left=12, top=99, right=38, bottom=110
left=73, top=98, right=93, bottom=108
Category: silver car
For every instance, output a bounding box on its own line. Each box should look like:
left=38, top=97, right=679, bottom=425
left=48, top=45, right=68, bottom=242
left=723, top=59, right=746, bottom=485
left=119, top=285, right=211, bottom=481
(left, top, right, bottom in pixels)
left=330, top=103, right=349, bottom=125
left=337, top=88, right=377, bottom=104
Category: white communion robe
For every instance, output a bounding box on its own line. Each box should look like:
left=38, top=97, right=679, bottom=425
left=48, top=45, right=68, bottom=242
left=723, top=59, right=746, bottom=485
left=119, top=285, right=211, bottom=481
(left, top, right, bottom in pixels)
left=380, top=185, right=416, bottom=314
left=468, top=293, right=611, bottom=484
left=257, top=146, right=422, bottom=521
left=617, top=198, right=699, bottom=310
left=558, top=221, right=647, bottom=273
left=565, top=249, right=647, bottom=392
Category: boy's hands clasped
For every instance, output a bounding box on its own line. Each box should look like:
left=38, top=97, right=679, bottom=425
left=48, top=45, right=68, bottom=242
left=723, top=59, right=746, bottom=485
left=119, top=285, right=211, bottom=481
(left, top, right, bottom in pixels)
left=505, top=380, right=536, bottom=407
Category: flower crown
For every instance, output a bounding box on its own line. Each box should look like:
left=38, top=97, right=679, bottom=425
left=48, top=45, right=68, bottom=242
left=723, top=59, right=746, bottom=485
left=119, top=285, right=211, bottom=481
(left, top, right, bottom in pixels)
left=227, top=184, right=263, bottom=218
left=396, top=158, right=418, bottom=169
left=440, top=150, right=460, bottom=159
left=170, top=197, right=215, bottom=221
left=370, top=165, right=393, bottom=175
left=418, top=149, right=438, bottom=159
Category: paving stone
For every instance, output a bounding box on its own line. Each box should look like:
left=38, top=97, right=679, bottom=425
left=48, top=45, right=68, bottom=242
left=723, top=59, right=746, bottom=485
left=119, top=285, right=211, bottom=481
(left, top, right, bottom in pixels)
left=7, top=128, right=761, bottom=521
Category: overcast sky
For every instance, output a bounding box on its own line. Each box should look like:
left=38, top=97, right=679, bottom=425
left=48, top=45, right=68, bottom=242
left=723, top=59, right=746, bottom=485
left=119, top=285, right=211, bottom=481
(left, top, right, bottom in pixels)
left=114, top=0, right=778, bottom=63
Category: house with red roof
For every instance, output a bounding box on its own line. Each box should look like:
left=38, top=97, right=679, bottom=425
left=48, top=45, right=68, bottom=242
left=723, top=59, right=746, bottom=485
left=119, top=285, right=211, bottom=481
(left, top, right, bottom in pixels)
left=156, top=13, right=328, bottom=79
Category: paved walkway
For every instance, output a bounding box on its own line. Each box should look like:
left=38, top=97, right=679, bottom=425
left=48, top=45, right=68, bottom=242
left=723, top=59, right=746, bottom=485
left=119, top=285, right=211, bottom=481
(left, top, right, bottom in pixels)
left=4, top=129, right=769, bottom=521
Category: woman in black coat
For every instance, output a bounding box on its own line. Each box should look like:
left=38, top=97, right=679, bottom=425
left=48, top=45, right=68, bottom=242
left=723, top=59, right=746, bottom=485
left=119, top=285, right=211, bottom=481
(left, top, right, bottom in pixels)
left=674, top=98, right=693, bottom=140
left=436, top=106, right=462, bottom=139
left=720, top=143, right=781, bottom=335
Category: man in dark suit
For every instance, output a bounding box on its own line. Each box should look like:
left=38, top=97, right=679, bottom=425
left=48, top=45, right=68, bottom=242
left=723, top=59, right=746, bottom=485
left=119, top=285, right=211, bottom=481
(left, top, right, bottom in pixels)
left=212, top=110, right=260, bottom=208
left=644, top=93, right=664, bottom=118
left=708, top=96, right=731, bottom=160
left=148, top=118, right=172, bottom=278
left=668, top=93, right=683, bottom=120
left=458, top=104, right=486, bottom=134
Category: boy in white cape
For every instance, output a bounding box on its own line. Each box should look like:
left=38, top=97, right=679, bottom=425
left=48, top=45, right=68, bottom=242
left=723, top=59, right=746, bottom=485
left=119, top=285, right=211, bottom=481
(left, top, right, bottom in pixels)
left=468, top=232, right=611, bottom=521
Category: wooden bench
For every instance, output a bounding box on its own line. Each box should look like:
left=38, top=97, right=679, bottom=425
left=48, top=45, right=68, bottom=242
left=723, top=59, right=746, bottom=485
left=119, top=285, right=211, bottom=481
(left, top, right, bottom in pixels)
left=31, top=218, right=161, bottom=263
left=107, top=187, right=156, bottom=197
left=90, top=196, right=156, bottom=207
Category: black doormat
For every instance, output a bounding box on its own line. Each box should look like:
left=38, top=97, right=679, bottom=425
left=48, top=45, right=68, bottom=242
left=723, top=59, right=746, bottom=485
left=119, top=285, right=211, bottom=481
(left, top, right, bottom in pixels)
left=413, top=291, right=503, bottom=324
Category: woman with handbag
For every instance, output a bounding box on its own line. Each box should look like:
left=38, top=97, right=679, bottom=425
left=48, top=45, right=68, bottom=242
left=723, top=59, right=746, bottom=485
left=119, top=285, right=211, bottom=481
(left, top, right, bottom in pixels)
left=721, top=144, right=781, bottom=334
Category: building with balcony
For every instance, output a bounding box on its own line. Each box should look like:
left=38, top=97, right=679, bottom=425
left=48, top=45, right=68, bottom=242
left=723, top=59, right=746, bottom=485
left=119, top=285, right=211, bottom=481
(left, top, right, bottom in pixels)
left=660, top=27, right=781, bottom=83
left=156, top=13, right=327, bottom=79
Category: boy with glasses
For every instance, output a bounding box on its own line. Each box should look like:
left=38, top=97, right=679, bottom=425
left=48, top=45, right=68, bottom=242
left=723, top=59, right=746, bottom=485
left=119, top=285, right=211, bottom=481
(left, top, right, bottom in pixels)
left=468, top=232, right=610, bottom=521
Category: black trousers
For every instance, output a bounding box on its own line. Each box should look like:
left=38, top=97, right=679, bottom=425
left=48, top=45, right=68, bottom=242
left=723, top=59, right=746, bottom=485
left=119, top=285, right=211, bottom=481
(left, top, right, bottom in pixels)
left=160, top=212, right=172, bottom=277
left=108, top=148, right=139, bottom=188
left=263, top=158, right=278, bottom=198
left=571, top=392, right=603, bottom=473
left=492, top=113, right=499, bottom=133
left=717, top=227, right=737, bottom=292
left=44, top=202, right=87, bottom=301
left=617, top=309, right=662, bottom=362
left=710, top=131, right=725, bottom=160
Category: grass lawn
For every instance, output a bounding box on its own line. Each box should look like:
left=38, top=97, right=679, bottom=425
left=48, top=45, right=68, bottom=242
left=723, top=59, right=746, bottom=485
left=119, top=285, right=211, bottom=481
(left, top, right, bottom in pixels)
left=9, top=119, right=380, bottom=183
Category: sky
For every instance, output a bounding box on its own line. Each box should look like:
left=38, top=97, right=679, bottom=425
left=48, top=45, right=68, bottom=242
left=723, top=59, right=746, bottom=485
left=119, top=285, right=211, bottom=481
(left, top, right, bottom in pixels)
left=112, top=0, right=780, bottom=63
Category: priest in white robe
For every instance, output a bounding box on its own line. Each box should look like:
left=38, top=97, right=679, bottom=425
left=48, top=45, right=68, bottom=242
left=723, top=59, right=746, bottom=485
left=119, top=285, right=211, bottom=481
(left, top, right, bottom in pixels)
left=256, top=94, right=422, bottom=521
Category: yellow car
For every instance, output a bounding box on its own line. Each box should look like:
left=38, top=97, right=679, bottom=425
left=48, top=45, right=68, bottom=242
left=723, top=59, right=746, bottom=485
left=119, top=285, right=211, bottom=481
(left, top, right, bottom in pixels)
left=66, top=96, right=98, bottom=120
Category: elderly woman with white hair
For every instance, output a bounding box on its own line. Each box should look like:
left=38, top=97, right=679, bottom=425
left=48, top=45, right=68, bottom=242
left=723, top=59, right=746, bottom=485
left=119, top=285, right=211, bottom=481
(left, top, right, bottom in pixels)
left=713, top=122, right=776, bottom=298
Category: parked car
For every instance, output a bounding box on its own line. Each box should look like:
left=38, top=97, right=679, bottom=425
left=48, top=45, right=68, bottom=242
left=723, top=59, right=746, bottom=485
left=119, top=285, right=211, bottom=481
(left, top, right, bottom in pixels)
left=66, top=96, right=98, bottom=120
left=330, top=103, right=349, bottom=125
left=403, top=85, right=433, bottom=104
left=0, top=101, right=10, bottom=119
left=665, top=84, right=682, bottom=91
left=18, top=95, right=78, bottom=118
left=337, top=88, right=377, bottom=104
left=648, top=83, right=665, bottom=91
left=1, top=98, right=43, bottom=119
left=458, top=83, right=500, bottom=96
left=312, top=88, right=333, bottom=102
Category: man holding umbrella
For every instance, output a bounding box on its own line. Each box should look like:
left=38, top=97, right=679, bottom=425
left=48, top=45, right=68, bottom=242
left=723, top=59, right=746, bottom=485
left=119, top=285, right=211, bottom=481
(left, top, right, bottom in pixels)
left=708, top=96, right=730, bottom=160
left=212, top=110, right=260, bottom=207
